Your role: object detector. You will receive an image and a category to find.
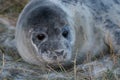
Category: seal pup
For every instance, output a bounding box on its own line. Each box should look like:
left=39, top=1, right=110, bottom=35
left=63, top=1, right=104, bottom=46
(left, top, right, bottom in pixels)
left=16, top=0, right=120, bottom=68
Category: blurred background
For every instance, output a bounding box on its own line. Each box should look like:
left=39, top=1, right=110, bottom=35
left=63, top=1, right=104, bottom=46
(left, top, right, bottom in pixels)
left=0, top=0, right=28, bottom=25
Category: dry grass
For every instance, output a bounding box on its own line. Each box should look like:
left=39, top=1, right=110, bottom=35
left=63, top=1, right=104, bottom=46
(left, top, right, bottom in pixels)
left=0, top=0, right=28, bottom=25
left=0, top=0, right=120, bottom=80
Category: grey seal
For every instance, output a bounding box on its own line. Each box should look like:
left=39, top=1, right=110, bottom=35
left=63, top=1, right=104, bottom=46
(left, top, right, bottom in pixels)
left=16, top=0, right=120, bottom=68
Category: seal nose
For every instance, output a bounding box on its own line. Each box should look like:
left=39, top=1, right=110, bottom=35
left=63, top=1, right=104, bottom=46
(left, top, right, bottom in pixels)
left=55, top=50, right=64, bottom=56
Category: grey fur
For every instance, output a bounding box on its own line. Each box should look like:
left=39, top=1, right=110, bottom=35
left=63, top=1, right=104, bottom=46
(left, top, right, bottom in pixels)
left=16, top=0, right=120, bottom=68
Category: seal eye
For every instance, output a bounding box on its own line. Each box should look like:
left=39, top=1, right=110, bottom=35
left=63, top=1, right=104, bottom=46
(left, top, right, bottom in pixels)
left=37, top=34, right=45, bottom=41
left=62, top=30, right=69, bottom=38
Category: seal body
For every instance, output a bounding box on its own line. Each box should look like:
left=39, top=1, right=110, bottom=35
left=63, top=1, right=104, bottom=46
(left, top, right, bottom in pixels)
left=16, top=0, right=120, bottom=68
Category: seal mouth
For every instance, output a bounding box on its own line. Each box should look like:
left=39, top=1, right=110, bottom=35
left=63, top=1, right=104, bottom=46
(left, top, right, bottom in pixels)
left=42, top=52, right=67, bottom=63
left=37, top=49, right=71, bottom=64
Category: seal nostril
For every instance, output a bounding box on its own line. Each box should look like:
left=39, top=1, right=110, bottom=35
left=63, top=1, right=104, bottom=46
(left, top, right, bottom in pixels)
left=64, top=53, right=67, bottom=58
left=55, top=50, right=64, bottom=56
left=61, top=50, right=64, bottom=55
